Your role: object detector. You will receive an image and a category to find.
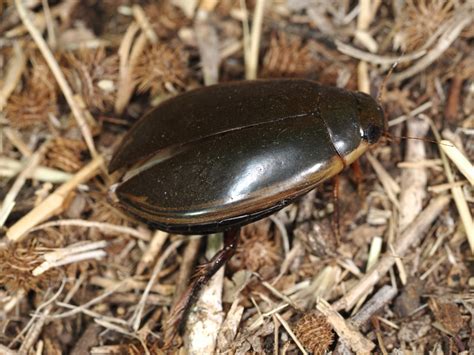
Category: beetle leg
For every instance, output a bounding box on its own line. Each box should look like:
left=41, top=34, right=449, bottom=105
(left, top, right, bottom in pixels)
left=332, top=175, right=341, bottom=245
left=165, top=227, right=240, bottom=347
left=351, top=159, right=365, bottom=197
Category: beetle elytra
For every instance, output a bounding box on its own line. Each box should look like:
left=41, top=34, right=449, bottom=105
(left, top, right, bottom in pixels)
left=109, top=78, right=385, bottom=342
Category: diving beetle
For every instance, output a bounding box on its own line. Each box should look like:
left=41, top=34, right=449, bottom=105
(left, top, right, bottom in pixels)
left=109, top=79, right=385, bottom=339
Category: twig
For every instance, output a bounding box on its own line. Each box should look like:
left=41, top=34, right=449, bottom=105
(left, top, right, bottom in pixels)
left=172, top=0, right=198, bottom=18
left=171, top=236, right=202, bottom=303
left=195, top=10, right=220, bottom=86
left=94, top=319, right=145, bottom=346
left=51, top=280, right=126, bottom=319
left=132, top=4, right=158, bottom=44
left=56, top=302, right=130, bottom=326
left=398, top=119, right=430, bottom=231
left=136, top=230, right=169, bottom=275
left=444, top=73, right=464, bottom=123
left=262, top=280, right=300, bottom=310
left=0, top=42, right=26, bottom=111
left=390, top=13, right=472, bottom=83
left=90, top=276, right=173, bottom=295
left=3, top=128, right=32, bottom=157
left=41, top=0, right=56, bottom=48
left=0, top=345, right=17, bottom=355
left=7, top=155, right=104, bottom=242
left=366, top=153, right=400, bottom=208
left=0, top=156, right=72, bottom=183
left=274, top=313, right=308, bottom=355
left=114, top=22, right=148, bottom=114
left=240, top=0, right=251, bottom=76
left=186, top=234, right=225, bottom=353
left=292, top=266, right=341, bottom=309
left=332, top=195, right=451, bottom=311
left=14, top=0, right=98, bottom=157
left=33, top=241, right=108, bottom=276
left=270, top=215, right=290, bottom=255
left=428, top=180, right=468, bottom=194
left=217, top=298, right=245, bottom=351
left=0, top=142, right=47, bottom=227
left=9, top=280, right=66, bottom=348
left=357, top=60, right=370, bottom=94
left=372, top=317, right=388, bottom=355
left=19, top=305, right=51, bottom=353
left=389, top=243, right=407, bottom=285
left=245, top=0, right=266, bottom=79
left=317, top=298, right=375, bottom=354
left=273, top=238, right=303, bottom=285
left=70, top=323, right=102, bottom=355
left=350, top=236, right=384, bottom=315
left=440, top=139, right=474, bottom=186
left=427, top=119, right=474, bottom=253
left=6, top=0, right=77, bottom=38
left=388, top=101, right=433, bottom=127
left=355, top=0, right=378, bottom=53
left=335, top=40, right=426, bottom=65
left=31, top=219, right=151, bottom=241
left=351, top=285, right=398, bottom=328
left=131, top=239, right=183, bottom=331
left=420, top=254, right=447, bottom=280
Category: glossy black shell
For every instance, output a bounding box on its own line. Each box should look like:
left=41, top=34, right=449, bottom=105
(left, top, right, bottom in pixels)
left=110, top=79, right=384, bottom=234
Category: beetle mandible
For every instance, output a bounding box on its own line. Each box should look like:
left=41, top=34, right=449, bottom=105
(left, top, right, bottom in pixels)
left=109, top=78, right=385, bottom=340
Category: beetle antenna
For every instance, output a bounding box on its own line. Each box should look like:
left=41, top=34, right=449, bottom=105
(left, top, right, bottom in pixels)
left=385, top=132, right=449, bottom=146
left=377, top=57, right=402, bottom=136
left=376, top=60, right=399, bottom=104
left=378, top=52, right=407, bottom=135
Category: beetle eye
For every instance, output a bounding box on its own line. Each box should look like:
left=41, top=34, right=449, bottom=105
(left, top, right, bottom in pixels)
left=364, top=124, right=382, bottom=144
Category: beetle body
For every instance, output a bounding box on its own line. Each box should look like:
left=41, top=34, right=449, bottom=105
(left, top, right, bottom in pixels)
left=110, top=79, right=384, bottom=234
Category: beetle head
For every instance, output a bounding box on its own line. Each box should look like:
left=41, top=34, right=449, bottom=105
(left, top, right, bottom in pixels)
left=354, top=92, right=385, bottom=145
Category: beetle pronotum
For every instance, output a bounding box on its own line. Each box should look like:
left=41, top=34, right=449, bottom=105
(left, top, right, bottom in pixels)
left=109, top=79, right=385, bottom=341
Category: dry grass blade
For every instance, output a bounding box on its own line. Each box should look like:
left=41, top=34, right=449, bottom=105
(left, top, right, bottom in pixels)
left=217, top=298, right=245, bottom=351
left=333, top=195, right=451, bottom=311
left=366, top=152, right=400, bottom=208
left=132, top=4, right=158, bottom=44
left=0, top=43, right=26, bottom=111
left=426, top=118, right=474, bottom=253
left=30, top=220, right=151, bottom=241
left=115, top=22, right=147, bottom=114
left=11, top=280, right=66, bottom=350
left=195, top=12, right=220, bottom=86
left=440, top=139, right=474, bottom=186
left=335, top=40, right=426, bottom=65
left=0, top=142, right=46, bottom=227
left=274, top=312, right=308, bottom=355
left=0, top=156, right=72, bottom=182
left=6, top=155, right=104, bottom=242
left=391, top=10, right=472, bottom=82
left=135, top=231, right=169, bottom=275
left=131, top=239, right=183, bottom=331
left=14, top=0, right=97, bottom=157
left=244, top=0, right=266, bottom=79
left=33, top=240, right=107, bottom=276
